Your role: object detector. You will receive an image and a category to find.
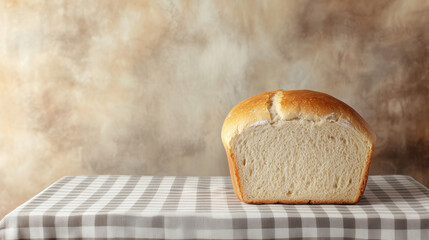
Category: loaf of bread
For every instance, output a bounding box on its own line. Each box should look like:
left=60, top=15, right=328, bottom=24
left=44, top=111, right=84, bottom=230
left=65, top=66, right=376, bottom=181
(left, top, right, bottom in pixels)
left=221, top=89, right=375, bottom=204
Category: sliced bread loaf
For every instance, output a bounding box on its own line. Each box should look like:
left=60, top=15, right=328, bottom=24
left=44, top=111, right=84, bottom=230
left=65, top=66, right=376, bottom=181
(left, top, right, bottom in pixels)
left=221, top=89, right=375, bottom=204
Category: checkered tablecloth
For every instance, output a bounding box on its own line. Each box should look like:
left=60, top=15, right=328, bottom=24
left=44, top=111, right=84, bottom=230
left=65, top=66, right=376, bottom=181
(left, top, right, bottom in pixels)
left=1, top=175, right=428, bottom=240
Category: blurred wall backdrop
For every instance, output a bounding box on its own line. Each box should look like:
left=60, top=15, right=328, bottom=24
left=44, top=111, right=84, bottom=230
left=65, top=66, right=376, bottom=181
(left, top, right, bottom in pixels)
left=0, top=0, right=428, bottom=218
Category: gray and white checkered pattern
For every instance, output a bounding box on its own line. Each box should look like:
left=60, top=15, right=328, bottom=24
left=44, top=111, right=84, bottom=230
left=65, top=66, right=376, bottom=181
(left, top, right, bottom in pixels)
left=1, top=175, right=428, bottom=239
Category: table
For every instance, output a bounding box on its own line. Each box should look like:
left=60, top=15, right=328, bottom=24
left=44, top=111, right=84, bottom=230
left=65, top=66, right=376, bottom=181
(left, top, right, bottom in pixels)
left=1, top=175, right=428, bottom=240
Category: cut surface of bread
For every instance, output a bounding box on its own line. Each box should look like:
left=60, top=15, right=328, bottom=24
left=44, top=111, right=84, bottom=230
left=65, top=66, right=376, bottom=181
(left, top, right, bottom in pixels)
left=221, top=90, right=375, bottom=204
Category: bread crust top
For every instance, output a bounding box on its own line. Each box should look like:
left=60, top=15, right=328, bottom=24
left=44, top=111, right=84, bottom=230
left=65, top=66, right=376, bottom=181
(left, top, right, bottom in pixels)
left=221, top=89, right=376, bottom=148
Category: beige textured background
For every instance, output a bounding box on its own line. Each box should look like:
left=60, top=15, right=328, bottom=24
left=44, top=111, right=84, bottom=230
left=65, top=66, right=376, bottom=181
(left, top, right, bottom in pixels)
left=1, top=0, right=428, bottom=218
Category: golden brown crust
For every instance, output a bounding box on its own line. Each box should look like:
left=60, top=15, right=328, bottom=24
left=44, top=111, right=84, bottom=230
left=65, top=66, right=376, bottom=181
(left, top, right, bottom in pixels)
left=226, top=148, right=245, bottom=202
left=277, top=90, right=376, bottom=144
left=355, top=143, right=375, bottom=203
left=221, top=89, right=376, bottom=204
left=221, top=90, right=279, bottom=149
